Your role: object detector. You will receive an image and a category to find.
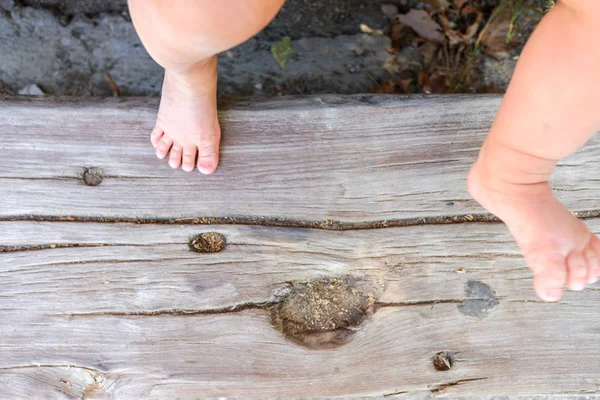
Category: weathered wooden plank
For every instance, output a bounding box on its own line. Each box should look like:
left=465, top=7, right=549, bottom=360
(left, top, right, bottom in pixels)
left=0, top=220, right=538, bottom=315
left=1, top=306, right=599, bottom=398
left=1, top=220, right=599, bottom=397
left=2, top=95, right=600, bottom=398
left=2, top=95, right=599, bottom=223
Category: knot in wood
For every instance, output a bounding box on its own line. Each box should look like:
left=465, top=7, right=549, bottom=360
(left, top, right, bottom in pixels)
left=82, top=167, right=103, bottom=186
left=433, top=351, right=455, bottom=371
left=189, top=232, right=226, bottom=253
left=271, top=277, right=375, bottom=349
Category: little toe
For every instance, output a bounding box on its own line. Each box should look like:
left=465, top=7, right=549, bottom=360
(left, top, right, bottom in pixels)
left=169, top=144, right=183, bottom=169
left=182, top=146, right=198, bottom=172
left=151, top=126, right=164, bottom=148
left=566, top=251, right=588, bottom=291
left=156, top=135, right=174, bottom=159
left=531, top=256, right=567, bottom=302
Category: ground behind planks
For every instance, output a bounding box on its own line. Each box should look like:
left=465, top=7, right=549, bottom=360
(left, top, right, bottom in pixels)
left=0, top=95, right=599, bottom=399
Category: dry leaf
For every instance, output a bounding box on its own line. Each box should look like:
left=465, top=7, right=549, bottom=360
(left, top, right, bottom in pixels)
left=461, top=5, right=482, bottom=41
left=360, top=23, right=384, bottom=35
left=419, top=71, right=451, bottom=93
left=481, top=6, right=520, bottom=57
left=371, top=78, right=416, bottom=94
left=440, top=4, right=482, bottom=45
left=391, top=22, right=408, bottom=41
left=371, top=80, right=400, bottom=94
left=383, top=57, right=402, bottom=74
left=396, top=9, right=444, bottom=42
left=420, top=42, right=439, bottom=67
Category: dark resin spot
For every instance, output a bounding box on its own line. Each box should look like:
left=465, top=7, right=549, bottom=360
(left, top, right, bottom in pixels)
left=82, top=167, right=103, bottom=186
left=433, top=351, right=455, bottom=371
left=189, top=232, right=226, bottom=253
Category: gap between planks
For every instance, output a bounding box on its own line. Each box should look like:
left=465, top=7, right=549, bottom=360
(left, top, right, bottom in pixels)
left=3, top=210, right=600, bottom=230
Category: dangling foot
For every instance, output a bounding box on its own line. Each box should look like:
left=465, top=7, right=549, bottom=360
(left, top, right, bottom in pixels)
left=468, top=160, right=600, bottom=302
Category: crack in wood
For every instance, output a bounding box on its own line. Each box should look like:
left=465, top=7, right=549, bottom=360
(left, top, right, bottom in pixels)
left=61, top=301, right=278, bottom=318
left=383, top=390, right=410, bottom=397
left=59, top=299, right=471, bottom=320
left=0, top=243, right=155, bottom=253
left=376, top=299, right=463, bottom=307
left=0, top=364, right=105, bottom=374
left=3, top=210, right=600, bottom=230
left=430, top=377, right=488, bottom=394
left=1, top=213, right=500, bottom=229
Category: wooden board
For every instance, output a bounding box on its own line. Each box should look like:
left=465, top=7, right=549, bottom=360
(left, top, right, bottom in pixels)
left=2, top=95, right=600, bottom=225
left=1, top=96, right=599, bottom=398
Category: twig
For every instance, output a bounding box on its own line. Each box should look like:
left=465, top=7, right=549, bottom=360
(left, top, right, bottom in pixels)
left=104, top=72, right=120, bottom=97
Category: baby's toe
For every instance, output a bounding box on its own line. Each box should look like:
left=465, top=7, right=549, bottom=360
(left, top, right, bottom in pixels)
left=531, top=255, right=567, bottom=302
left=156, top=135, right=174, bottom=159
left=586, top=235, right=600, bottom=284
left=566, top=251, right=588, bottom=291
left=197, top=133, right=220, bottom=175
left=151, top=125, right=164, bottom=148
left=168, top=144, right=183, bottom=169
left=182, top=146, right=197, bottom=172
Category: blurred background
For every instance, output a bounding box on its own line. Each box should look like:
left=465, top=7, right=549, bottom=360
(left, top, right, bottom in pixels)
left=0, top=0, right=551, bottom=97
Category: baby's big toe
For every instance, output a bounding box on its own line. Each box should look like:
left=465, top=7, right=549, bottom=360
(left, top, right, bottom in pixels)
left=586, top=236, right=600, bottom=284
left=566, top=251, right=589, bottom=291
left=531, top=255, right=567, bottom=302
left=197, top=134, right=220, bottom=175
left=156, top=135, right=174, bottom=159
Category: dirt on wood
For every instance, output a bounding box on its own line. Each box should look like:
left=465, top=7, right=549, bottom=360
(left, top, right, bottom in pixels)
left=189, top=232, right=227, bottom=253
left=270, top=277, right=376, bottom=349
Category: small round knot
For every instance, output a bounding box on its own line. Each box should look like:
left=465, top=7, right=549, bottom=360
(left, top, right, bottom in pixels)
left=82, top=167, right=103, bottom=186
left=433, top=351, right=455, bottom=371
left=189, top=232, right=226, bottom=253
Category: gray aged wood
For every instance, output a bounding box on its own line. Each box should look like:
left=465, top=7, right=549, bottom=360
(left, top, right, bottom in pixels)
left=0, top=96, right=599, bottom=398
left=2, top=95, right=600, bottom=223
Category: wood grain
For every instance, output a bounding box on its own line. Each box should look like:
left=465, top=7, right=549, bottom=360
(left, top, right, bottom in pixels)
left=1, top=221, right=599, bottom=397
left=3, top=95, right=598, bottom=223
left=2, top=95, right=600, bottom=397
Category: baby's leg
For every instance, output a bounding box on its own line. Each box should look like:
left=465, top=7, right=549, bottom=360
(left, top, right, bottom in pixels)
left=469, top=0, right=600, bottom=301
left=128, top=0, right=284, bottom=173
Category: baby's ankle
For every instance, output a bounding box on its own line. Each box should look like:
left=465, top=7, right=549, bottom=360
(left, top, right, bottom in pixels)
left=167, top=56, right=218, bottom=96
left=477, top=136, right=557, bottom=186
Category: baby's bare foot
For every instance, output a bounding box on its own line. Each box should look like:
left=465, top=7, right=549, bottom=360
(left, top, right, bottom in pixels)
left=468, top=160, right=600, bottom=302
left=151, top=56, right=221, bottom=174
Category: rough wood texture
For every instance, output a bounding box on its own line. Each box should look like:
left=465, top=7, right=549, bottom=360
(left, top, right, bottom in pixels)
left=1, top=96, right=599, bottom=398
left=2, top=95, right=600, bottom=224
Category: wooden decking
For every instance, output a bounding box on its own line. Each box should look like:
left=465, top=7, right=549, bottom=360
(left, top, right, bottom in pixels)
left=0, top=95, right=599, bottom=398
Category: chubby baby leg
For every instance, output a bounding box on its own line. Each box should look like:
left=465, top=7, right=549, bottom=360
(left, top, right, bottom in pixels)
left=469, top=0, right=600, bottom=301
left=128, top=0, right=285, bottom=173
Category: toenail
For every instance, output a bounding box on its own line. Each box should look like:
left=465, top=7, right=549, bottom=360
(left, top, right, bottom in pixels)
left=570, top=282, right=586, bottom=291
left=543, top=289, right=563, bottom=302
left=198, top=162, right=216, bottom=173
left=82, top=167, right=103, bottom=186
